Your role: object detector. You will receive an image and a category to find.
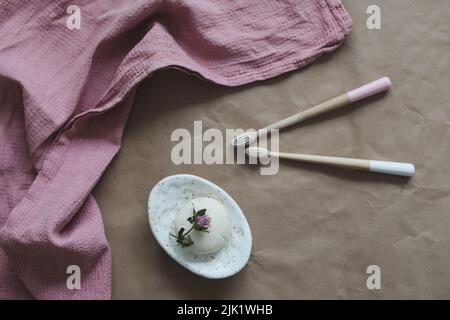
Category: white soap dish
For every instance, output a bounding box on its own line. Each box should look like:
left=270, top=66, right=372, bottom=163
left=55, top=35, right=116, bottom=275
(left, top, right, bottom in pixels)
left=148, top=174, right=252, bottom=279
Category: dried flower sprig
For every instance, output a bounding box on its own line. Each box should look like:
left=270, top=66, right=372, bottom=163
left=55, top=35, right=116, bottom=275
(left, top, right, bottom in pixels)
left=170, top=205, right=211, bottom=248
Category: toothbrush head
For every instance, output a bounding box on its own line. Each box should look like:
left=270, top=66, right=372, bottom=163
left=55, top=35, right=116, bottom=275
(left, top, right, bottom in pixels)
left=246, top=147, right=270, bottom=159
left=231, top=132, right=257, bottom=147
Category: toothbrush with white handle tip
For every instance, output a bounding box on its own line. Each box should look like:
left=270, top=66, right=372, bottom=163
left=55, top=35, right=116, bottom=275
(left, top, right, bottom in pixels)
left=246, top=147, right=415, bottom=177
left=231, top=77, right=392, bottom=147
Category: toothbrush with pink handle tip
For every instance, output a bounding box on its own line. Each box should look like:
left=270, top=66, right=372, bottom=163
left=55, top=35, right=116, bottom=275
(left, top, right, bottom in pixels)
left=231, top=77, right=392, bottom=147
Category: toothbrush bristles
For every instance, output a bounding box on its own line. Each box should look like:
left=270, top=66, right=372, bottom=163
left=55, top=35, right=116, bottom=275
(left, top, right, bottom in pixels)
left=232, top=135, right=249, bottom=146
left=246, top=147, right=270, bottom=158
left=231, top=132, right=257, bottom=147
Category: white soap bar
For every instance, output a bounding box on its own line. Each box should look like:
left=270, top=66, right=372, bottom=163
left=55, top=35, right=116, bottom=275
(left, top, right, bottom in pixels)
left=174, top=197, right=231, bottom=255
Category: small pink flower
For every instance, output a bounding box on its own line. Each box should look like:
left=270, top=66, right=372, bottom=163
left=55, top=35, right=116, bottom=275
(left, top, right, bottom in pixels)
left=171, top=207, right=211, bottom=248
left=195, top=214, right=211, bottom=228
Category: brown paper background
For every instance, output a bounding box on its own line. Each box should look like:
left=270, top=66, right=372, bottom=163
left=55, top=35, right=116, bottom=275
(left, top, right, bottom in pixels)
left=93, top=0, right=450, bottom=299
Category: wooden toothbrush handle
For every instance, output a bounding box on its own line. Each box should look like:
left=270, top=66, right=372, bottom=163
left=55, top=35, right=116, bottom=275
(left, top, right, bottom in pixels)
left=263, top=94, right=349, bottom=131
left=275, top=152, right=370, bottom=170
left=272, top=152, right=415, bottom=177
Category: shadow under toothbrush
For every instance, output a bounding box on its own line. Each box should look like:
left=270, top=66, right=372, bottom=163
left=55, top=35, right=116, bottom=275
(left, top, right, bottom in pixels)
left=239, top=158, right=412, bottom=185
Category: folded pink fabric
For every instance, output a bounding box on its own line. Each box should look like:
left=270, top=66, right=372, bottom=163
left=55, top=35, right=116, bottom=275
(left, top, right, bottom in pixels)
left=0, top=0, right=351, bottom=299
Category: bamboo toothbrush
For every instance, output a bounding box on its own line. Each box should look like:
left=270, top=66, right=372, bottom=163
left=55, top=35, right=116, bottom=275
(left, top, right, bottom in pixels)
left=246, top=147, right=415, bottom=177
left=231, top=77, right=392, bottom=147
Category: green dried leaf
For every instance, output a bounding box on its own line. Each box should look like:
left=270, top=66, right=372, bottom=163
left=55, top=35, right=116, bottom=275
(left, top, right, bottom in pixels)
left=178, top=227, right=185, bottom=238
left=181, top=236, right=194, bottom=248
left=196, top=209, right=206, bottom=216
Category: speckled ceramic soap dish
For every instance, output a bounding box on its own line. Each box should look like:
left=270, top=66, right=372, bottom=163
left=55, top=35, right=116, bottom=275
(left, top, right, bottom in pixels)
left=148, top=174, right=252, bottom=279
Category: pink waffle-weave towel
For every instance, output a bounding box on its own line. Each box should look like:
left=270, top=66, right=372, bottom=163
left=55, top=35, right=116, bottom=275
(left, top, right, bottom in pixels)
left=0, top=0, right=351, bottom=299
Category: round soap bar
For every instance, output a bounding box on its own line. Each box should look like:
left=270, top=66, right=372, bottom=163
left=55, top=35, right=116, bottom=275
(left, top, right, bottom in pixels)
left=174, top=197, right=231, bottom=255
